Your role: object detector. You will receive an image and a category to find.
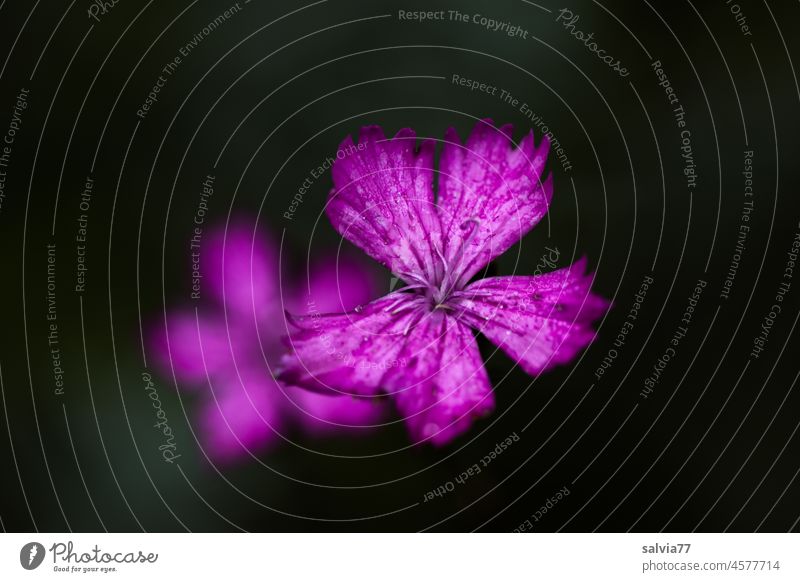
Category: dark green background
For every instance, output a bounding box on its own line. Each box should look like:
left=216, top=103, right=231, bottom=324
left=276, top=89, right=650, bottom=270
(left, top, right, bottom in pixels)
left=0, top=0, right=798, bottom=531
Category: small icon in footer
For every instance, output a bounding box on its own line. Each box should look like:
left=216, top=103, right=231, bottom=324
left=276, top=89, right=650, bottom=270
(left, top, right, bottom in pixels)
left=20, top=542, right=45, bottom=570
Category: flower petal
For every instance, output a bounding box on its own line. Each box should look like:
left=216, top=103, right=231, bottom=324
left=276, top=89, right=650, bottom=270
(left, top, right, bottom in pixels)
left=200, top=368, right=284, bottom=462
left=205, top=223, right=279, bottom=321
left=457, top=259, right=608, bottom=375
left=150, top=312, right=232, bottom=385
left=326, top=127, right=443, bottom=285
left=285, top=253, right=377, bottom=316
left=288, top=390, right=385, bottom=435
left=278, top=293, right=422, bottom=396
left=438, top=120, right=552, bottom=284
left=382, top=313, right=494, bottom=446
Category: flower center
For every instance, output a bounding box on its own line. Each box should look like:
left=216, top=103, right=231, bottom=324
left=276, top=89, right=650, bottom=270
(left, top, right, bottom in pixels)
left=422, top=217, right=482, bottom=312
left=388, top=218, right=481, bottom=315
left=427, top=283, right=455, bottom=312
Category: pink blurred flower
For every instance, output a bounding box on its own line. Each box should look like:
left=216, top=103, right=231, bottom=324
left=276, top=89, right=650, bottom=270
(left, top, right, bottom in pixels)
left=151, top=223, right=383, bottom=463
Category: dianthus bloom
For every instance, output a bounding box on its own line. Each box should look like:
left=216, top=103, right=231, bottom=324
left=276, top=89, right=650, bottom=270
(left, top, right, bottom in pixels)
left=279, top=120, right=609, bottom=446
left=151, top=224, right=384, bottom=462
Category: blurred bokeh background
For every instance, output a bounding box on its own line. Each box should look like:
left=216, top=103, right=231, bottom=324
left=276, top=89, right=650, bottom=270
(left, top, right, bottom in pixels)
left=0, top=0, right=798, bottom=531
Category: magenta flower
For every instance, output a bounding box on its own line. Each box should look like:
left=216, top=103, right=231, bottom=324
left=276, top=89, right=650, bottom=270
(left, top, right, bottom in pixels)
left=279, top=120, right=609, bottom=446
left=151, top=223, right=384, bottom=463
